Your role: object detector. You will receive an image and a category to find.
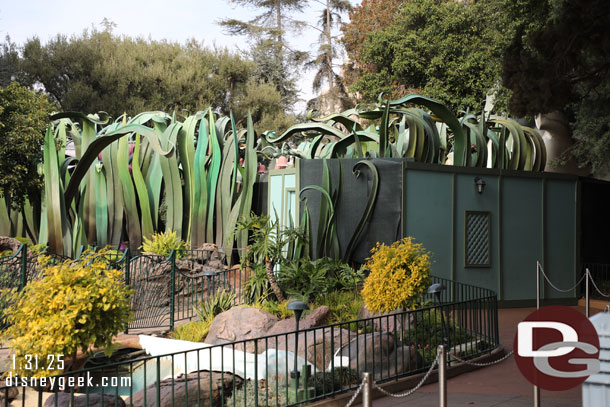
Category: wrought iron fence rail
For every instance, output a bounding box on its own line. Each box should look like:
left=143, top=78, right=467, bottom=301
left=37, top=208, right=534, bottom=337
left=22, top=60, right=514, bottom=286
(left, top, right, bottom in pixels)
left=0, top=292, right=499, bottom=407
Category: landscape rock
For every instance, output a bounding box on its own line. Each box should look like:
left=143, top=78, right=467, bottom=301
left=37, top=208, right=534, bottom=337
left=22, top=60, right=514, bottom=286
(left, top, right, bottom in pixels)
left=0, top=236, right=23, bottom=254
left=205, top=307, right=279, bottom=353
left=0, top=381, right=18, bottom=403
left=358, top=305, right=415, bottom=333
left=335, top=332, right=422, bottom=380
left=266, top=306, right=331, bottom=336
left=275, top=327, right=357, bottom=370
left=127, top=371, right=241, bottom=407
left=44, top=393, right=125, bottom=407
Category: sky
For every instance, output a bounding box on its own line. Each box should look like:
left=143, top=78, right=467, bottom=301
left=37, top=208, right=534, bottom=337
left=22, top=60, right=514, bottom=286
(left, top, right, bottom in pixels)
left=0, top=0, right=352, bottom=111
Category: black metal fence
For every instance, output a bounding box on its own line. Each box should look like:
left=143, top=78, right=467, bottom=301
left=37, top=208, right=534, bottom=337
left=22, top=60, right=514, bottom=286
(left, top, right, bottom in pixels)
left=0, top=246, right=251, bottom=332
left=0, top=281, right=499, bottom=407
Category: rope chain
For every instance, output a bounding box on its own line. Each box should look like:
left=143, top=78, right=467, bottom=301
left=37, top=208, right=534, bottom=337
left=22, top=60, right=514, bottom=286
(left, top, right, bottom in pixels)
left=539, top=264, right=610, bottom=298
left=344, top=376, right=367, bottom=407
left=586, top=269, right=610, bottom=298
left=370, top=352, right=441, bottom=398
left=538, top=263, right=586, bottom=292
left=448, top=350, right=514, bottom=367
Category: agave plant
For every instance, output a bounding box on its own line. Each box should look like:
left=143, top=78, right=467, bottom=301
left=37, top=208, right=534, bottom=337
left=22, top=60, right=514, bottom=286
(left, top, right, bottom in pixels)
left=264, top=93, right=546, bottom=171
left=26, top=109, right=259, bottom=257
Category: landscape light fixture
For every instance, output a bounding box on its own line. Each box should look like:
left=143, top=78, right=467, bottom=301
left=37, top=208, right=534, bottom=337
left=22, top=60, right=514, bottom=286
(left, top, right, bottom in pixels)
left=287, top=301, right=309, bottom=401
left=474, top=176, right=486, bottom=194
left=428, top=283, right=449, bottom=347
left=203, top=269, right=217, bottom=295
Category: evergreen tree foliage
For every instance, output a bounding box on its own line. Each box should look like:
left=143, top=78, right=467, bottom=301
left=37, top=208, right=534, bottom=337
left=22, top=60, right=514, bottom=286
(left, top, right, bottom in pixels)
left=1, top=28, right=290, bottom=128
left=0, top=82, right=55, bottom=208
left=342, top=0, right=513, bottom=112
left=501, top=0, right=610, bottom=174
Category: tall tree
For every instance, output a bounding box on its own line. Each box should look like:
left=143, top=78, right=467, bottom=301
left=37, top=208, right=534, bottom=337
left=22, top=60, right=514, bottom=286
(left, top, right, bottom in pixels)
left=220, top=0, right=308, bottom=109
left=306, top=0, right=351, bottom=94
left=0, top=82, right=55, bottom=208
left=6, top=28, right=289, bottom=127
left=0, top=36, right=20, bottom=87
left=341, top=0, right=514, bottom=111
left=501, top=0, right=610, bottom=174
left=341, top=0, right=401, bottom=92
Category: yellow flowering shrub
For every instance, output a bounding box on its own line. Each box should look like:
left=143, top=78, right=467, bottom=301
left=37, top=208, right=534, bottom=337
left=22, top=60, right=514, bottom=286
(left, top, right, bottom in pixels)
left=361, top=237, right=431, bottom=313
left=1, top=249, right=132, bottom=377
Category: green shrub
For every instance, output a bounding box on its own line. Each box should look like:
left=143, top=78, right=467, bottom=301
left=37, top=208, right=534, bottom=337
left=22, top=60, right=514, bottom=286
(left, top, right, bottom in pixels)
left=310, top=367, right=360, bottom=395
left=141, top=230, right=187, bottom=259
left=0, top=250, right=13, bottom=257
left=195, top=289, right=235, bottom=321
left=171, top=319, right=212, bottom=342
left=277, top=258, right=364, bottom=302
left=362, top=237, right=431, bottom=313
left=313, top=291, right=364, bottom=326
left=1, top=249, right=132, bottom=377
left=226, top=379, right=288, bottom=406
left=244, top=263, right=272, bottom=304
left=409, top=308, right=474, bottom=365
left=252, top=299, right=293, bottom=319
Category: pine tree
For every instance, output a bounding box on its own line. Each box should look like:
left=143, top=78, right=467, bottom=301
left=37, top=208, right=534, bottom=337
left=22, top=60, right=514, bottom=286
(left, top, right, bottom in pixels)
left=219, top=0, right=309, bottom=109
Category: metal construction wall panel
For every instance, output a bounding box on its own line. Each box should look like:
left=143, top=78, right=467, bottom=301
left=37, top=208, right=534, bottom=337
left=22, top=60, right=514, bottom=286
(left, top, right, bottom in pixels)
left=544, top=179, right=578, bottom=299
left=454, top=173, right=500, bottom=296
left=500, top=177, right=544, bottom=301
left=299, top=158, right=404, bottom=263
left=404, top=169, right=453, bottom=280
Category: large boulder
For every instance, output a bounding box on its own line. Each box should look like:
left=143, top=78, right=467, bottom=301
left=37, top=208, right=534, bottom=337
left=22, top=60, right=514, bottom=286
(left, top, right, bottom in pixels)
left=44, top=393, right=125, bottom=407
left=334, top=332, right=422, bottom=380
left=0, top=236, right=23, bottom=254
left=357, top=305, right=415, bottom=333
left=275, top=327, right=357, bottom=371
left=205, top=307, right=279, bottom=353
left=127, top=371, right=241, bottom=407
left=0, top=381, right=18, bottom=404
left=266, top=306, right=331, bottom=336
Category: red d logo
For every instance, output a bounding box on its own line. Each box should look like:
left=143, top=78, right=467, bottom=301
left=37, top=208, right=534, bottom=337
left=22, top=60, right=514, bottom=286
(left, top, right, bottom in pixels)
left=514, top=306, right=600, bottom=391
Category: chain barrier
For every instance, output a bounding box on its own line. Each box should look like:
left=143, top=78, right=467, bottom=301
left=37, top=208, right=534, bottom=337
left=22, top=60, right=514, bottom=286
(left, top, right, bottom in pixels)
left=448, top=350, right=514, bottom=367
left=539, top=263, right=610, bottom=298
left=538, top=263, right=586, bottom=293
left=370, top=352, right=441, bottom=399
left=344, top=376, right=367, bottom=407
left=586, top=269, right=610, bottom=298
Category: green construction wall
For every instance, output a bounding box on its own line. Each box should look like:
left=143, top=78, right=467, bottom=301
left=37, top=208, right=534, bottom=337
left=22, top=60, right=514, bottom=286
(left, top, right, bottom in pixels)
left=403, top=162, right=579, bottom=305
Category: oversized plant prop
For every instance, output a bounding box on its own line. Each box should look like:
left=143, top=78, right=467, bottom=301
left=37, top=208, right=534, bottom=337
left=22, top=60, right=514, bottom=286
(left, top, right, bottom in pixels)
left=31, top=109, right=258, bottom=257
left=265, top=93, right=546, bottom=171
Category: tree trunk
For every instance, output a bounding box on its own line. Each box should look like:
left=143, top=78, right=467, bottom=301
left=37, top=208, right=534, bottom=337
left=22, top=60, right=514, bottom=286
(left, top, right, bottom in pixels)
left=276, top=0, right=282, bottom=46
left=326, top=0, right=333, bottom=92
left=265, top=259, right=285, bottom=302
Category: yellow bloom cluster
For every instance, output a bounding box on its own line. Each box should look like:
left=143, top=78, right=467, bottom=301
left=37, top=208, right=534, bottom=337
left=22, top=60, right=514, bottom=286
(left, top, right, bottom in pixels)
left=361, top=237, right=432, bottom=313
left=1, top=249, right=132, bottom=378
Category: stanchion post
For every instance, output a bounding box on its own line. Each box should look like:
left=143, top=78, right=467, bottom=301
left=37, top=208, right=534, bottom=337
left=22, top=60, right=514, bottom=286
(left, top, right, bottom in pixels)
left=586, top=268, right=590, bottom=318
left=534, top=261, right=541, bottom=407
left=438, top=345, right=447, bottom=407
left=362, top=372, right=373, bottom=407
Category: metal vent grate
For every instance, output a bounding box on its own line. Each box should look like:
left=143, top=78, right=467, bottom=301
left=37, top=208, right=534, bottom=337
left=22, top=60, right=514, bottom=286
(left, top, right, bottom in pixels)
left=465, top=211, right=490, bottom=267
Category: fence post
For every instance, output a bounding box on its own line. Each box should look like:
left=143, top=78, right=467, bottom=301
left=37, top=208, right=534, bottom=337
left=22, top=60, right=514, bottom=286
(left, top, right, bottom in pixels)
left=585, top=268, right=590, bottom=318
left=169, top=250, right=176, bottom=332
left=362, top=372, right=373, bottom=407
left=18, top=244, right=27, bottom=291
left=124, top=248, right=131, bottom=287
